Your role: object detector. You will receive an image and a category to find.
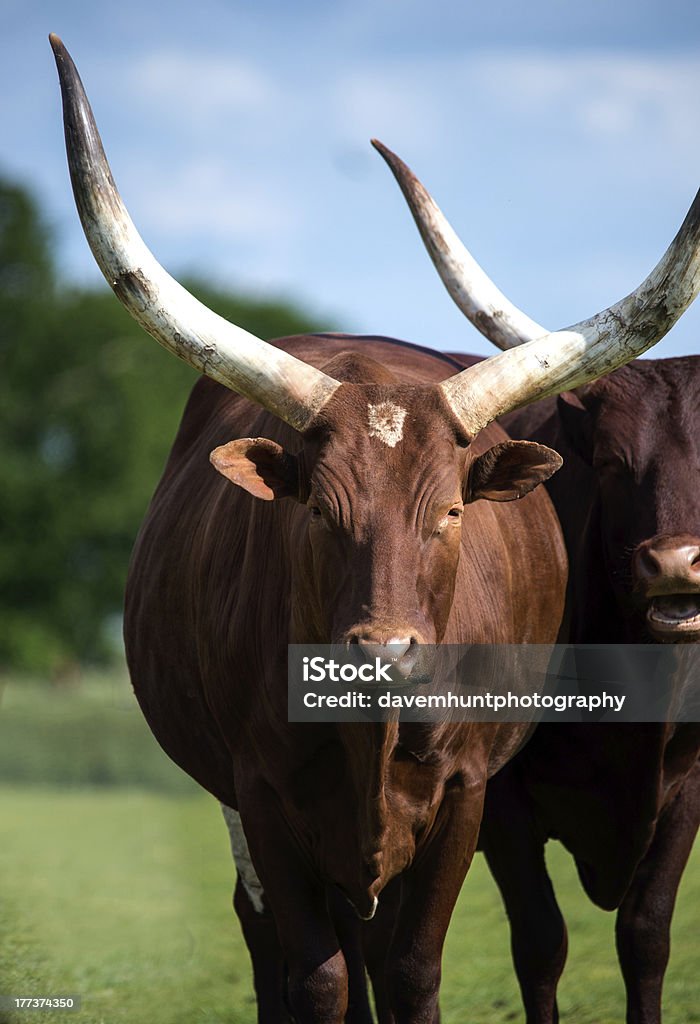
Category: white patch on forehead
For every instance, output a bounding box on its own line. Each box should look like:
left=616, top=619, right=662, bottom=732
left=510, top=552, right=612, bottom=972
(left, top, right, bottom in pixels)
left=367, top=402, right=407, bottom=448
left=221, top=804, right=265, bottom=914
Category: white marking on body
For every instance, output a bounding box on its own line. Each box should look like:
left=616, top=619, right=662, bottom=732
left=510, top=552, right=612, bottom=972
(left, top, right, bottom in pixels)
left=221, top=804, right=265, bottom=914
left=367, top=402, right=407, bottom=447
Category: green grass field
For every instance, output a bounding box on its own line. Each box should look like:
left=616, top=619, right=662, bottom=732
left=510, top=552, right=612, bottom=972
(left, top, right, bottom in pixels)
left=1, top=677, right=698, bottom=1023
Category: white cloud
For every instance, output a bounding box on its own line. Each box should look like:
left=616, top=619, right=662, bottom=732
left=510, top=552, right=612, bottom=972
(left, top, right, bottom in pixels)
left=467, top=50, right=700, bottom=166
left=134, top=155, right=298, bottom=243
left=126, top=49, right=274, bottom=121
left=331, top=69, right=443, bottom=153
left=113, top=45, right=700, bottom=196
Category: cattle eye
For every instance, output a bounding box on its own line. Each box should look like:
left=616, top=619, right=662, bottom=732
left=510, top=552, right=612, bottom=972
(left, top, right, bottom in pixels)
left=593, top=454, right=626, bottom=476
left=433, top=505, right=463, bottom=536
left=308, top=503, right=335, bottom=530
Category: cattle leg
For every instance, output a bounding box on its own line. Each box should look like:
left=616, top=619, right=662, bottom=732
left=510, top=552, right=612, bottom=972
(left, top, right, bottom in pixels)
left=234, top=881, right=374, bottom=1024
left=224, top=803, right=374, bottom=1023
left=232, top=876, right=293, bottom=1023
left=480, top=770, right=567, bottom=1024
left=237, top=792, right=350, bottom=1024
left=362, top=878, right=402, bottom=1024
left=385, top=785, right=482, bottom=1024
left=615, top=766, right=700, bottom=1024
left=222, top=805, right=292, bottom=1022
left=327, top=886, right=375, bottom=1024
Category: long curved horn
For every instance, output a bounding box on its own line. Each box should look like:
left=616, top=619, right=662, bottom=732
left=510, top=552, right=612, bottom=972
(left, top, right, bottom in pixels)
left=372, top=140, right=546, bottom=350
left=374, top=140, right=700, bottom=434
left=50, top=35, right=340, bottom=433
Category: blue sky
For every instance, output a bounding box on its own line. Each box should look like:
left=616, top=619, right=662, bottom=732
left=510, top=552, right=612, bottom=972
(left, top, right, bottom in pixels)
left=5, top=1, right=700, bottom=357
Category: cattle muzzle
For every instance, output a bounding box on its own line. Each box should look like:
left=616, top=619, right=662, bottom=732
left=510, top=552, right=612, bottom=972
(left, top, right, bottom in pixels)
left=345, top=629, right=423, bottom=680
left=632, top=535, right=700, bottom=640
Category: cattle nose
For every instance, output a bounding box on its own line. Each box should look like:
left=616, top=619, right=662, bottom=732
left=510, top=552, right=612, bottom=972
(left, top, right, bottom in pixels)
left=633, top=536, right=700, bottom=596
left=357, top=637, right=413, bottom=663
left=352, top=634, right=419, bottom=679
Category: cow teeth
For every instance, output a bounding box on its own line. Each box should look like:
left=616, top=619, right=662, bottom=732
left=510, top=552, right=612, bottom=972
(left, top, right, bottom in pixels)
left=647, top=596, right=700, bottom=629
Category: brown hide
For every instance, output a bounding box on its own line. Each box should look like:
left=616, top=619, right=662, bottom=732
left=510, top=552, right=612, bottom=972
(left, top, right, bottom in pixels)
left=418, top=351, right=700, bottom=1023
left=498, top=357, right=700, bottom=906
left=125, top=334, right=566, bottom=923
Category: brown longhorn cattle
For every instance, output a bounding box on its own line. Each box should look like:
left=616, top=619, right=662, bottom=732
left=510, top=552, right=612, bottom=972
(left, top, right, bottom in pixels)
left=486, top=361, right=699, bottom=1024
left=377, top=142, right=700, bottom=1024
left=128, top=342, right=567, bottom=1024
left=52, top=35, right=700, bottom=1022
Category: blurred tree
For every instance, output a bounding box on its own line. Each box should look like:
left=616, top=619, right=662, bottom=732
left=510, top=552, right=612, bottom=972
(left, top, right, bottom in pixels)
left=0, top=178, right=331, bottom=675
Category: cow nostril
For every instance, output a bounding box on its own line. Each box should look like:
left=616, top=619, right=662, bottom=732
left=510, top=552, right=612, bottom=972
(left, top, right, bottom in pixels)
left=635, top=547, right=661, bottom=581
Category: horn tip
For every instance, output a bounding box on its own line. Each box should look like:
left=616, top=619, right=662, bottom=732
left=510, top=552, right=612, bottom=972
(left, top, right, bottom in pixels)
left=371, top=138, right=395, bottom=163
left=371, top=138, right=413, bottom=184
left=48, top=32, right=64, bottom=53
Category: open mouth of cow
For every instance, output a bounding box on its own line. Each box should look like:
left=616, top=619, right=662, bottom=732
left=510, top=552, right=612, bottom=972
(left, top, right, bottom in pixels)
left=646, top=595, right=700, bottom=638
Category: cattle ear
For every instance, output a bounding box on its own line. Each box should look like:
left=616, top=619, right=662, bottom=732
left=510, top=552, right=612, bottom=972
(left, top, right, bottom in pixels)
left=557, top=391, right=594, bottom=463
left=210, top=438, right=299, bottom=501
left=465, top=440, right=562, bottom=503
